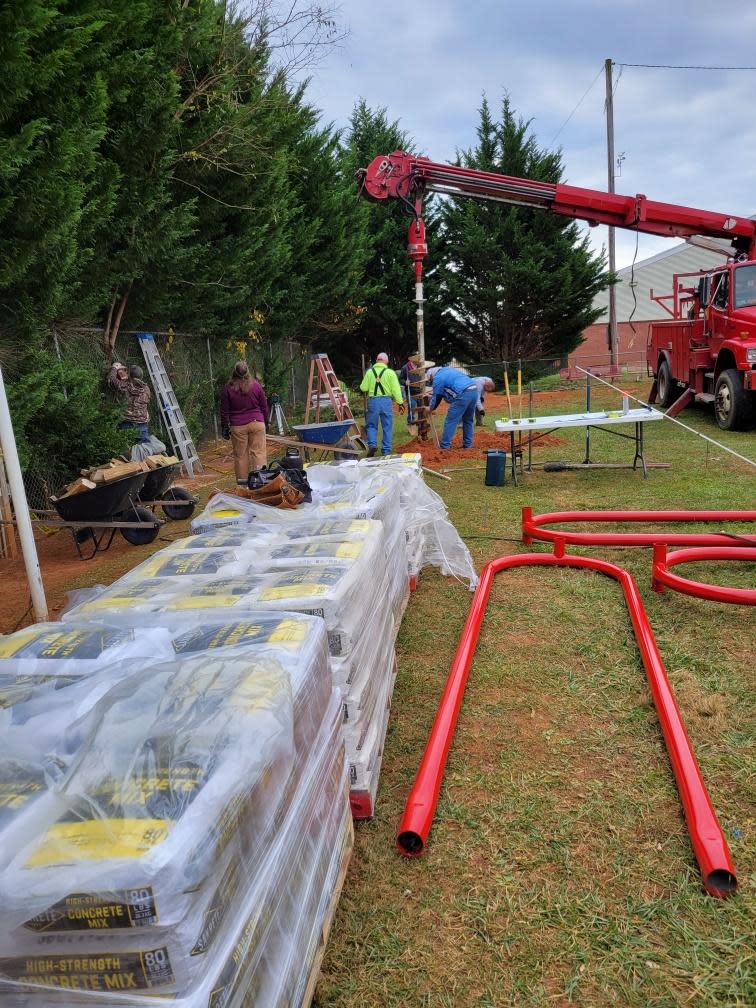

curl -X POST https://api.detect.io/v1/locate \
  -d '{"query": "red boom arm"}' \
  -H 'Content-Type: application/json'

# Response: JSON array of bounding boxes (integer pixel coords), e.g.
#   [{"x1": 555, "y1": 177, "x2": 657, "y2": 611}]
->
[{"x1": 357, "y1": 151, "x2": 756, "y2": 257}]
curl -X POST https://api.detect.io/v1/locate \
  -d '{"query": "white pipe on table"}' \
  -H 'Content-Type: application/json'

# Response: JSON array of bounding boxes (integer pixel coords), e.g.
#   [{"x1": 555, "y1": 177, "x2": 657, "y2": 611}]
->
[{"x1": 0, "y1": 366, "x2": 48, "y2": 622}]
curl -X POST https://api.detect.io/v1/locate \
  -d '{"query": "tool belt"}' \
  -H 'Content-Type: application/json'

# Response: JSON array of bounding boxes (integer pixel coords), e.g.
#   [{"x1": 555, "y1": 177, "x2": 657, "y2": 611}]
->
[{"x1": 237, "y1": 464, "x2": 310, "y2": 508}]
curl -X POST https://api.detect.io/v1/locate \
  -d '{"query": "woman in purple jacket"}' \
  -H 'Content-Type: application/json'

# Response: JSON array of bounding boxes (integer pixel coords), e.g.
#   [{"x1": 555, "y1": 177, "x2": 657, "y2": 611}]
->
[{"x1": 220, "y1": 361, "x2": 269, "y2": 485}]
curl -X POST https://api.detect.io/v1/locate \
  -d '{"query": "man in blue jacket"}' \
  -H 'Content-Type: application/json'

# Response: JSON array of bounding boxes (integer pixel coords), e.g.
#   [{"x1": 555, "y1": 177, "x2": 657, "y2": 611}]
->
[{"x1": 428, "y1": 367, "x2": 480, "y2": 449}]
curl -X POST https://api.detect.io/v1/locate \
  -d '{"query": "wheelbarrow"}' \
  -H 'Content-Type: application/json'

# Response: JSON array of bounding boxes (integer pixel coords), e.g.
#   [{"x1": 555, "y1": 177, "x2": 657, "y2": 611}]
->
[
  {"x1": 291, "y1": 420, "x2": 366, "y2": 460},
  {"x1": 48, "y1": 470, "x2": 163, "y2": 558},
  {"x1": 138, "y1": 463, "x2": 197, "y2": 521}
]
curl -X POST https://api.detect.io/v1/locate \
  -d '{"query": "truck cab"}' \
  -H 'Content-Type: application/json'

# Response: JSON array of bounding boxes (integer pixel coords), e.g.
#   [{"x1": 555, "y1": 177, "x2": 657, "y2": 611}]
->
[{"x1": 648, "y1": 262, "x2": 756, "y2": 430}]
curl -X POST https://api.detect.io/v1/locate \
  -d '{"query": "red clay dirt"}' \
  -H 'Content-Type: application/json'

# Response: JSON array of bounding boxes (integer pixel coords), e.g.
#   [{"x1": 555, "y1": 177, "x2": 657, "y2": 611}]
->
[{"x1": 395, "y1": 392, "x2": 566, "y2": 466}]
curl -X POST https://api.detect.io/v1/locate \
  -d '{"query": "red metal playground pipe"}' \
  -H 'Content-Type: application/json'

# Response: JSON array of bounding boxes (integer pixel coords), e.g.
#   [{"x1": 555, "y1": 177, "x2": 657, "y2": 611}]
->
[
  {"x1": 396, "y1": 552, "x2": 738, "y2": 898},
  {"x1": 652, "y1": 545, "x2": 756, "y2": 606},
  {"x1": 522, "y1": 507, "x2": 756, "y2": 548}
]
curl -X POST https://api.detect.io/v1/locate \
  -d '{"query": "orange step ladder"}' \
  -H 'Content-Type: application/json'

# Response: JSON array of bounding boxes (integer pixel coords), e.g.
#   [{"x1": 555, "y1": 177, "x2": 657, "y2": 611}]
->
[{"x1": 305, "y1": 354, "x2": 357, "y2": 426}]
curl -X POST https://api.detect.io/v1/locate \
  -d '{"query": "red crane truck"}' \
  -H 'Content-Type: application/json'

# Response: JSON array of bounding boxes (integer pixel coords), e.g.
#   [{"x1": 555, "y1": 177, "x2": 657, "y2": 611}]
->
[{"x1": 357, "y1": 151, "x2": 756, "y2": 430}]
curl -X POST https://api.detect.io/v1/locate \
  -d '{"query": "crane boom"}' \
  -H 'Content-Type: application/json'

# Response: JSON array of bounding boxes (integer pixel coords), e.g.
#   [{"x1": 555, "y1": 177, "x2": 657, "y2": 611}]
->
[{"x1": 357, "y1": 151, "x2": 756, "y2": 256}]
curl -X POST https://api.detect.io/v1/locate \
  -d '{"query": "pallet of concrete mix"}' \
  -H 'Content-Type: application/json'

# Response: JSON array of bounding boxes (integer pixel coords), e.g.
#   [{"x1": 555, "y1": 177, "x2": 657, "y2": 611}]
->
[
  {"x1": 347, "y1": 655, "x2": 396, "y2": 820},
  {"x1": 161, "y1": 567, "x2": 382, "y2": 658},
  {"x1": 252, "y1": 780, "x2": 351, "y2": 1008},
  {"x1": 0, "y1": 651, "x2": 294, "y2": 937},
  {"x1": 0, "y1": 694, "x2": 344, "y2": 1003},
  {"x1": 331, "y1": 604, "x2": 395, "y2": 725},
  {"x1": 1, "y1": 617, "x2": 333, "y2": 942},
  {"x1": 0, "y1": 710, "x2": 348, "y2": 1006}
]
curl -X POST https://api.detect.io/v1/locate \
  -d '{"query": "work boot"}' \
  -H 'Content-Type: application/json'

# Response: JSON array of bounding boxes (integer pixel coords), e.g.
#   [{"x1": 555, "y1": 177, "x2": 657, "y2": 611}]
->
[{"x1": 366, "y1": 446, "x2": 376, "y2": 458}]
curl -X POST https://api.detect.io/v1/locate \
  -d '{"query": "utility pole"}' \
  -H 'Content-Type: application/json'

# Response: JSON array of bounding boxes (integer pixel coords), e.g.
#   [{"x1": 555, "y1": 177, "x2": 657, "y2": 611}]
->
[{"x1": 605, "y1": 58, "x2": 619, "y2": 368}]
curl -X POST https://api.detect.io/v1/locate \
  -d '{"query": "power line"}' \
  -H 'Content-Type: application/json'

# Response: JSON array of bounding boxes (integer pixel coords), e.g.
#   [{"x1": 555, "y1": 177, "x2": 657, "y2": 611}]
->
[
  {"x1": 547, "y1": 64, "x2": 604, "y2": 147},
  {"x1": 618, "y1": 63, "x2": 756, "y2": 71}
]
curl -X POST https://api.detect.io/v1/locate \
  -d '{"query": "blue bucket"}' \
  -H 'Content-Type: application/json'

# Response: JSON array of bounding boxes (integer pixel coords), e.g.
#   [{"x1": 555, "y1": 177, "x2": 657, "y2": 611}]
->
[{"x1": 485, "y1": 450, "x2": 506, "y2": 486}]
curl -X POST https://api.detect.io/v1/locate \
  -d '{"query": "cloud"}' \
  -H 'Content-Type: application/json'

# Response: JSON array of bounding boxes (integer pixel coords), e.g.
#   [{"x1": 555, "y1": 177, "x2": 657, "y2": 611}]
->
[{"x1": 297, "y1": 0, "x2": 756, "y2": 267}]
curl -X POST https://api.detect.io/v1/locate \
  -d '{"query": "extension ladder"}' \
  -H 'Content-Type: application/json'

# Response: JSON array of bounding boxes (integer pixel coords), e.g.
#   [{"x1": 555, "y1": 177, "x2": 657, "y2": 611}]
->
[
  {"x1": 304, "y1": 354, "x2": 356, "y2": 425},
  {"x1": 137, "y1": 333, "x2": 203, "y2": 477}
]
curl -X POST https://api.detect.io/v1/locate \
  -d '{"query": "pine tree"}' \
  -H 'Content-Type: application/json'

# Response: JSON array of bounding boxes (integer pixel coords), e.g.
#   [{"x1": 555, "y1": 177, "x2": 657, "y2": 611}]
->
[
  {"x1": 0, "y1": 0, "x2": 115, "y2": 339},
  {"x1": 436, "y1": 96, "x2": 610, "y2": 362},
  {"x1": 338, "y1": 101, "x2": 451, "y2": 374}
]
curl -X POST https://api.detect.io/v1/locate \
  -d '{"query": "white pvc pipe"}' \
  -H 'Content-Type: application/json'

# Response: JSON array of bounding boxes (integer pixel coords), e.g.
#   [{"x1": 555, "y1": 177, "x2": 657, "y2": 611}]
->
[{"x1": 0, "y1": 367, "x2": 48, "y2": 622}]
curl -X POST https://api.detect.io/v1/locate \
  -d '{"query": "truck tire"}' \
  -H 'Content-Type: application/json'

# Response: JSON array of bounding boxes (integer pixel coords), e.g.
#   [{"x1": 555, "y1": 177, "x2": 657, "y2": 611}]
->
[
  {"x1": 714, "y1": 369, "x2": 754, "y2": 431},
  {"x1": 657, "y1": 358, "x2": 680, "y2": 408}
]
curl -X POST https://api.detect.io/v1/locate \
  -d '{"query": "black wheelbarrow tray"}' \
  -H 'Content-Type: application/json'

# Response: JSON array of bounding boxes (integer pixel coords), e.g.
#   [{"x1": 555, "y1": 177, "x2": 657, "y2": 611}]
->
[
  {"x1": 138, "y1": 463, "x2": 197, "y2": 521},
  {"x1": 47, "y1": 470, "x2": 164, "y2": 559}
]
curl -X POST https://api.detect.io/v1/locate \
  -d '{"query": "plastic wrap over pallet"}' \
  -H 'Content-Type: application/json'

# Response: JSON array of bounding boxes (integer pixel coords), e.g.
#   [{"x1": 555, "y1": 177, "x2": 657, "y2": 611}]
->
[
  {"x1": 308, "y1": 461, "x2": 477, "y2": 589},
  {"x1": 161, "y1": 524, "x2": 282, "y2": 552},
  {"x1": 188, "y1": 492, "x2": 261, "y2": 532},
  {"x1": 345, "y1": 650, "x2": 397, "y2": 820},
  {"x1": 191, "y1": 491, "x2": 319, "y2": 532},
  {"x1": 61, "y1": 579, "x2": 188, "y2": 622},
  {"x1": 159, "y1": 566, "x2": 380, "y2": 658},
  {"x1": 0, "y1": 652, "x2": 294, "y2": 935},
  {"x1": 0, "y1": 698, "x2": 347, "y2": 1005}
]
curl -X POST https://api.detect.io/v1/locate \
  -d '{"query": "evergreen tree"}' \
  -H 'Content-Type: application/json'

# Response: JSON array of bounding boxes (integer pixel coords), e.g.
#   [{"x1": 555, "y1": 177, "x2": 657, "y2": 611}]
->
[
  {"x1": 435, "y1": 96, "x2": 610, "y2": 362},
  {"x1": 339, "y1": 101, "x2": 451, "y2": 374},
  {"x1": 0, "y1": 0, "x2": 115, "y2": 340}
]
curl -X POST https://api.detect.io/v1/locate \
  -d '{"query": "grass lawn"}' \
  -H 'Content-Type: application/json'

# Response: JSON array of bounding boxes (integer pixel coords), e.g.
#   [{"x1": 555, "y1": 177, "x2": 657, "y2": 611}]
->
[{"x1": 317, "y1": 381, "x2": 755, "y2": 1007}]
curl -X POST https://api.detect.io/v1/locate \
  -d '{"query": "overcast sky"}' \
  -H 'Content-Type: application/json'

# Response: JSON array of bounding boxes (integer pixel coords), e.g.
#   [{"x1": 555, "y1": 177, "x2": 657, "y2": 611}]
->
[{"x1": 295, "y1": 0, "x2": 756, "y2": 270}]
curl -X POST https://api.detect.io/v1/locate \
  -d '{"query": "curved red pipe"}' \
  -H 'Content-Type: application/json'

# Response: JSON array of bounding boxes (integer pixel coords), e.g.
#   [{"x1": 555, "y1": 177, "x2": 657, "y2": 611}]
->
[
  {"x1": 396, "y1": 552, "x2": 737, "y2": 897},
  {"x1": 652, "y1": 545, "x2": 756, "y2": 605},
  {"x1": 522, "y1": 507, "x2": 756, "y2": 548}
]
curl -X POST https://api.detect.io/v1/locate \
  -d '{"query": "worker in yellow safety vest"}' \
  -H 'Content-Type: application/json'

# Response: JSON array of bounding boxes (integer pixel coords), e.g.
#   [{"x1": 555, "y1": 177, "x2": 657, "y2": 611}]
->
[{"x1": 359, "y1": 352, "x2": 405, "y2": 456}]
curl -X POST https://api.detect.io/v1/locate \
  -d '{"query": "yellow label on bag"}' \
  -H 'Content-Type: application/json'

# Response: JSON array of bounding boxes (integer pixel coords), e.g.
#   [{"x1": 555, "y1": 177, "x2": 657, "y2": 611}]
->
[
  {"x1": 335, "y1": 543, "x2": 362, "y2": 559},
  {"x1": 268, "y1": 618, "x2": 308, "y2": 643},
  {"x1": 27, "y1": 819, "x2": 172, "y2": 867},
  {"x1": 211, "y1": 508, "x2": 241, "y2": 517},
  {"x1": 260, "y1": 584, "x2": 326, "y2": 600},
  {"x1": 168, "y1": 595, "x2": 238, "y2": 610},
  {"x1": 0, "y1": 630, "x2": 39, "y2": 658}
]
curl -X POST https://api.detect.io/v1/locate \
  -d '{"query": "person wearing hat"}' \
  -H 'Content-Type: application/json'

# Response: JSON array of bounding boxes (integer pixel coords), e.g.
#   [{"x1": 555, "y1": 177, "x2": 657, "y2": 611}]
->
[
  {"x1": 107, "y1": 362, "x2": 152, "y2": 443},
  {"x1": 428, "y1": 366, "x2": 480, "y2": 450},
  {"x1": 220, "y1": 360, "x2": 269, "y2": 486},
  {"x1": 359, "y1": 352, "x2": 405, "y2": 456}
]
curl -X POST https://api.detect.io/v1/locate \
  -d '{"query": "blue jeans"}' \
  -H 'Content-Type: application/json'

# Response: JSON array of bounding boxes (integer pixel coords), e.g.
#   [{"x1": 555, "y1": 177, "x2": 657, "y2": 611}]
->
[
  {"x1": 365, "y1": 396, "x2": 394, "y2": 454},
  {"x1": 441, "y1": 386, "x2": 478, "y2": 449},
  {"x1": 119, "y1": 420, "x2": 150, "y2": 444}
]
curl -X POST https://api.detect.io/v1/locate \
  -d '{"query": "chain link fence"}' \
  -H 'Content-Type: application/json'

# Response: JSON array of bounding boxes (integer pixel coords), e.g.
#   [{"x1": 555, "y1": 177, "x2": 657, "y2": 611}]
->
[{"x1": 22, "y1": 329, "x2": 310, "y2": 509}]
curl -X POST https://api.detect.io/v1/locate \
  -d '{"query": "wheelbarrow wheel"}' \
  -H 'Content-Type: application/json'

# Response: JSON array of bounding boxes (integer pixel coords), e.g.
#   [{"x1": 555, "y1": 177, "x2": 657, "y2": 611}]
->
[
  {"x1": 120, "y1": 505, "x2": 160, "y2": 546},
  {"x1": 161, "y1": 486, "x2": 196, "y2": 521}
]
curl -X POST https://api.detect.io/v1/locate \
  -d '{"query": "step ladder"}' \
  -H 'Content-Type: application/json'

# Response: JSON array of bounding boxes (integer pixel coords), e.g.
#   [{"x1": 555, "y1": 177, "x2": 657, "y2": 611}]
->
[
  {"x1": 305, "y1": 353, "x2": 357, "y2": 427},
  {"x1": 137, "y1": 333, "x2": 203, "y2": 477}
]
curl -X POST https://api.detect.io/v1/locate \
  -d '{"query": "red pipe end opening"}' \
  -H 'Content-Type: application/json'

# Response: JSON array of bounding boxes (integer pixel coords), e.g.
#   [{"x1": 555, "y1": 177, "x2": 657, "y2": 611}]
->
[
  {"x1": 397, "y1": 831, "x2": 424, "y2": 857},
  {"x1": 705, "y1": 869, "x2": 738, "y2": 898}
]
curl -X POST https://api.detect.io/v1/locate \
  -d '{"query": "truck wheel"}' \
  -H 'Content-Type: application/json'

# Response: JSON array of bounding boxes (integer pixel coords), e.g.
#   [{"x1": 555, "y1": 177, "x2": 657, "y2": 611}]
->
[
  {"x1": 657, "y1": 359, "x2": 680, "y2": 407},
  {"x1": 714, "y1": 369, "x2": 754, "y2": 431}
]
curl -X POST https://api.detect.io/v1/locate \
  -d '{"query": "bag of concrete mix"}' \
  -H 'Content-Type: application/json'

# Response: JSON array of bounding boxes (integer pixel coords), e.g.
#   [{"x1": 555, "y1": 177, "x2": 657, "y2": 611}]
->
[
  {"x1": 115, "y1": 548, "x2": 254, "y2": 584},
  {"x1": 162, "y1": 567, "x2": 381, "y2": 658},
  {"x1": 0, "y1": 695, "x2": 346, "y2": 1005},
  {"x1": 62, "y1": 578, "x2": 188, "y2": 622},
  {"x1": 0, "y1": 651, "x2": 294, "y2": 935},
  {"x1": 159, "y1": 524, "x2": 282, "y2": 553}
]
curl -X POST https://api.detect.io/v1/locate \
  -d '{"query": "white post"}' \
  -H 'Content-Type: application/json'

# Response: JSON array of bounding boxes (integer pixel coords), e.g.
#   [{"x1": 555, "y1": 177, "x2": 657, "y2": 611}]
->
[{"x1": 0, "y1": 367, "x2": 48, "y2": 622}]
